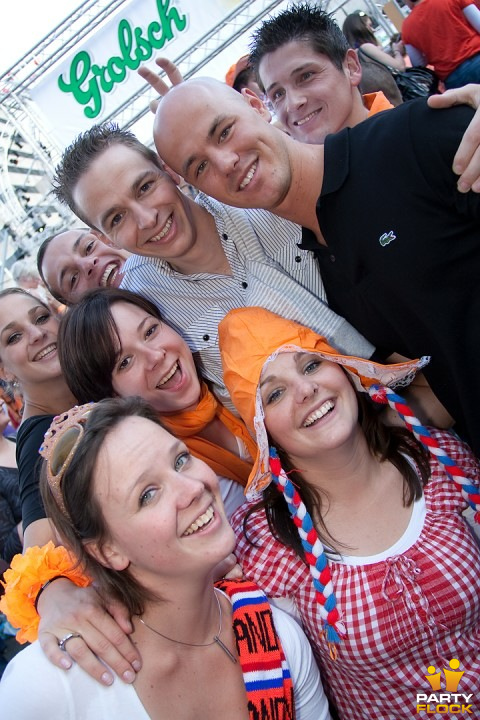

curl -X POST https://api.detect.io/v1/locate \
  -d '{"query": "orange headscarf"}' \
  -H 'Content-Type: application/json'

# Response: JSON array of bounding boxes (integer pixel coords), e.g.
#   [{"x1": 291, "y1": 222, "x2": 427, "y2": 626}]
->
[
  {"x1": 160, "y1": 382, "x2": 257, "y2": 487},
  {"x1": 219, "y1": 307, "x2": 427, "y2": 498}
]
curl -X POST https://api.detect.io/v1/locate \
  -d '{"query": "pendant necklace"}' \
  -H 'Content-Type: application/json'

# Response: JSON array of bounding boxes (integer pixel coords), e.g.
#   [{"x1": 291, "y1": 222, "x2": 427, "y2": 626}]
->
[{"x1": 138, "y1": 588, "x2": 237, "y2": 664}]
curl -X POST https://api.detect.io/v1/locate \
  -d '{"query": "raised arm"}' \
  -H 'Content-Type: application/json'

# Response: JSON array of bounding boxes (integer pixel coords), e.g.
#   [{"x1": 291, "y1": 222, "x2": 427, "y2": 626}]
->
[
  {"x1": 463, "y1": 3, "x2": 480, "y2": 32},
  {"x1": 428, "y1": 84, "x2": 480, "y2": 192},
  {"x1": 404, "y1": 44, "x2": 427, "y2": 67},
  {"x1": 360, "y1": 41, "x2": 407, "y2": 71}
]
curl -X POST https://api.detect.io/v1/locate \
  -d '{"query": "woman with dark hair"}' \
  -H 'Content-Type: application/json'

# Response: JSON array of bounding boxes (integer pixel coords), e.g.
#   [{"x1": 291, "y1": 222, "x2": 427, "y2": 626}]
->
[
  {"x1": 342, "y1": 12, "x2": 406, "y2": 71},
  {"x1": 0, "y1": 398, "x2": 329, "y2": 719},
  {"x1": 219, "y1": 307, "x2": 480, "y2": 720},
  {"x1": 58, "y1": 287, "x2": 255, "y2": 511},
  {"x1": 0, "y1": 288, "x2": 145, "y2": 685},
  {"x1": 8, "y1": 286, "x2": 255, "y2": 686},
  {"x1": 0, "y1": 288, "x2": 76, "y2": 549}
]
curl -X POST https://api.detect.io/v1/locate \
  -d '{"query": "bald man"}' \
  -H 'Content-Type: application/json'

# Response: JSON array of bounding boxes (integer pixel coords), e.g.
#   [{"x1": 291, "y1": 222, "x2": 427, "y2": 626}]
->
[
  {"x1": 152, "y1": 77, "x2": 480, "y2": 454},
  {"x1": 53, "y1": 123, "x2": 377, "y2": 410}
]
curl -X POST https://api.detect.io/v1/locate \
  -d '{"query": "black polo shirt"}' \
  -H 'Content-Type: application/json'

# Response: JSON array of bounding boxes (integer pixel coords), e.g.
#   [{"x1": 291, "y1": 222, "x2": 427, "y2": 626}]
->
[{"x1": 300, "y1": 99, "x2": 480, "y2": 451}]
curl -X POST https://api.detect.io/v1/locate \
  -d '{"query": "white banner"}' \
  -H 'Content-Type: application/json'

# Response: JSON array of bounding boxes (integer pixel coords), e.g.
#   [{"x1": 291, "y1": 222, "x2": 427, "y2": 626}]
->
[{"x1": 30, "y1": 0, "x2": 241, "y2": 147}]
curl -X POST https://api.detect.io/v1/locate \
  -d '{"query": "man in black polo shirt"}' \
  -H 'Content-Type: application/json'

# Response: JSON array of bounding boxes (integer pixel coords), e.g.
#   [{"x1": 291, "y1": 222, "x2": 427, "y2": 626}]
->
[{"x1": 154, "y1": 78, "x2": 480, "y2": 455}]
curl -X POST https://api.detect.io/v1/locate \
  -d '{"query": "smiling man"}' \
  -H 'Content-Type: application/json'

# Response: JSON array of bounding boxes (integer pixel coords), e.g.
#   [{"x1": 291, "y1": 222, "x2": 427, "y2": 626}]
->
[
  {"x1": 152, "y1": 76, "x2": 480, "y2": 455},
  {"x1": 248, "y1": 3, "x2": 393, "y2": 146},
  {"x1": 52, "y1": 123, "x2": 373, "y2": 408},
  {"x1": 38, "y1": 228, "x2": 129, "y2": 305}
]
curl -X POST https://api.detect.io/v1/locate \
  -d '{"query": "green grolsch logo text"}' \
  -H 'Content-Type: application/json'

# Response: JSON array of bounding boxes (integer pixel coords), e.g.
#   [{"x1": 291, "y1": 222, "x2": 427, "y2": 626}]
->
[{"x1": 58, "y1": 0, "x2": 187, "y2": 118}]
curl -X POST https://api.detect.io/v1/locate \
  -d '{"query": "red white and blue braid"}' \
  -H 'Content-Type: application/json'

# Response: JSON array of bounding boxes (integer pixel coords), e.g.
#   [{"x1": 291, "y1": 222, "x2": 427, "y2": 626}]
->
[
  {"x1": 369, "y1": 384, "x2": 480, "y2": 523},
  {"x1": 268, "y1": 448, "x2": 346, "y2": 654}
]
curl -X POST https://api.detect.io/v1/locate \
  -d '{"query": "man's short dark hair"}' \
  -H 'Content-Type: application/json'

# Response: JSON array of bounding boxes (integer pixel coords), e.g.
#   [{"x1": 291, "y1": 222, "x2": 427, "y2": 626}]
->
[
  {"x1": 249, "y1": 2, "x2": 349, "y2": 89},
  {"x1": 36, "y1": 233, "x2": 66, "y2": 303},
  {"x1": 36, "y1": 235, "x2": 54, "y2": 286},
  {"x1": 233, "y1": 67, "x2": 256, "y2": 93},
  {"x1": 53, "y1": 123, "x2": 162, "y2": 226}
]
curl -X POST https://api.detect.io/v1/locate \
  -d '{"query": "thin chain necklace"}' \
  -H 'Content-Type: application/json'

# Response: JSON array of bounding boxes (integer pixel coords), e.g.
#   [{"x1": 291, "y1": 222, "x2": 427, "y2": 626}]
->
[{"x1": 138, "y1": 589, "x2": 237, "y2": 664}]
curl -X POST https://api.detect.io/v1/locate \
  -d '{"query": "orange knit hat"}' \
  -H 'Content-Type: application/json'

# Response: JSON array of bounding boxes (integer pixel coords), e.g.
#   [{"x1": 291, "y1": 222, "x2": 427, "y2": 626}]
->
[{"x1": 225, "y1": 54, "x2": 251, "y2": 87}]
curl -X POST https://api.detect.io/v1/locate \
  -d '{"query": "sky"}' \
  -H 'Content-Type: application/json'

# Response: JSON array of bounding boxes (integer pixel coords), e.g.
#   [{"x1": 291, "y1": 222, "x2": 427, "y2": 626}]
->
[
  {"x1": 0, "y1": 0, "x2": 291, "y2": 77},
  {"x1": 0, "y1": 0, "x2": 81, "y2": 75}
]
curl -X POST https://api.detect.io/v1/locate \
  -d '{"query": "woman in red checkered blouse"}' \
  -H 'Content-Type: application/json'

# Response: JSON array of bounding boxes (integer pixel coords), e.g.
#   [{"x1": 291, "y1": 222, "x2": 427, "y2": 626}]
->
[{"x1": 220, "y1": 307, "x2": 480, "y2": 720}]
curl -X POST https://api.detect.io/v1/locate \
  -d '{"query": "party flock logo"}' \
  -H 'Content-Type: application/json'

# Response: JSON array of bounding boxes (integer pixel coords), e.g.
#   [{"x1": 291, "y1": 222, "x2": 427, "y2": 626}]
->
[{"x1": 416, "y1": 658, "x2": 475, "y2": 715}]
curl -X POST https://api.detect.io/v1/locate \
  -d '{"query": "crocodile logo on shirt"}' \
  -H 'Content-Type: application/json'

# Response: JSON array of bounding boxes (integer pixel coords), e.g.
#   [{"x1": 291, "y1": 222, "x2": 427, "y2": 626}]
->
[{"x1": 379, "y1": 231, "x2": 396, "y2": 247}]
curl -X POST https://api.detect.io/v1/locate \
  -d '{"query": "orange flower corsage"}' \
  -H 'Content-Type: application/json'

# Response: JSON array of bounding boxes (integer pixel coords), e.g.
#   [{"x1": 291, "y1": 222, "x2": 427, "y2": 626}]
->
[{"x1": 0, "y1": 542, "x2": 91, "y2": 643}]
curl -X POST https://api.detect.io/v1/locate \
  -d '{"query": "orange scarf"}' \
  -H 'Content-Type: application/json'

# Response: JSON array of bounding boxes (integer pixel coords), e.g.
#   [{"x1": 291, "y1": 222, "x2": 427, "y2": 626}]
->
[{"x1": 160, "y1": 383, "x2": 256, "y2": 486}]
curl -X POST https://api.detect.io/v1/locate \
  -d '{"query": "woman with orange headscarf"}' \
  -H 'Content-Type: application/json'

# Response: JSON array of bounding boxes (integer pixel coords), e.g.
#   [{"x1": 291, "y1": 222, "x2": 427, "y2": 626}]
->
[{"x1": 219, "y1": 306, "x2": 480, "y2": 720}]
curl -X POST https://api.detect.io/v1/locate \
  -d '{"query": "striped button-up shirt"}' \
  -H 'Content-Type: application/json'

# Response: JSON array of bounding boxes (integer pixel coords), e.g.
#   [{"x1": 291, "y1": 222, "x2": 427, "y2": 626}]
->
[{"x1": 121, "y1": 193, "x2": 373, "y2": 409}]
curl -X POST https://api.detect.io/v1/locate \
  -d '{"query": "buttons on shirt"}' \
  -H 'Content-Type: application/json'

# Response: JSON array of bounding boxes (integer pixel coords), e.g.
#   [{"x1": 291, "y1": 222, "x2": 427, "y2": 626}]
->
[
  {"x1": 295, "y1": 255, "x2": 302, "y2": 263},
  {"x1": 329, "y1": 254, "x2": 336, "y2": 263},
  {"x1": 222, "y1": 233, "x2": 228, "y2": 241},
  {"x1": 203, "y1": 334, "x2": 210, "y2": 342},
  {"x1": 241, "y1": 281, "x2": 248, "y2": 289}
]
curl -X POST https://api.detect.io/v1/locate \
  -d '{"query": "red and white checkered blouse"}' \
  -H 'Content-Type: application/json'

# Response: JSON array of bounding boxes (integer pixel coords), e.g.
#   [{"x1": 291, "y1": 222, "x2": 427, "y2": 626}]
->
[{"x1": 232, "y1": 430, "x2": 480, "y2": 719}]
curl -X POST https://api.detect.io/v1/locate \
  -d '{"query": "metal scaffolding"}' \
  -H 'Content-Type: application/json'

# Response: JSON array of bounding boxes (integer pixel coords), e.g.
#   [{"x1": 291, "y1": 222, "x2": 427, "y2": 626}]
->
[
  {"x1": 0, "y1": 0, "x2": 286, "y2": 283},
  {"x1": 0, "y1": 0, "x2": 400, "y2": 285}
]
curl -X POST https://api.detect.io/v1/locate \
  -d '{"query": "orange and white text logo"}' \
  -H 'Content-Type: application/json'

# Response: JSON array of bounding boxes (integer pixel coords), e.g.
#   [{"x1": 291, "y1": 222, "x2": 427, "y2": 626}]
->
[{"x1": 416, "y1": 659, "x2": 474, "y2": 715}]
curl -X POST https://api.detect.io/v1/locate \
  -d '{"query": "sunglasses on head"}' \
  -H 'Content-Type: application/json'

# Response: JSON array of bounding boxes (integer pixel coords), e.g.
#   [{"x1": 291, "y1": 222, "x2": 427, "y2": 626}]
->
[{"x1": 40, "y1": 404, "x2": 93, "y2": 515}]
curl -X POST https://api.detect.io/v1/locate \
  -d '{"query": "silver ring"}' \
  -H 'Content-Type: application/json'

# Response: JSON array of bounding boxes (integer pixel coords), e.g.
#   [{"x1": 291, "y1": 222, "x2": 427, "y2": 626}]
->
[{"x1": 58, "y1": 632, "x2": 83, "y2": 651}]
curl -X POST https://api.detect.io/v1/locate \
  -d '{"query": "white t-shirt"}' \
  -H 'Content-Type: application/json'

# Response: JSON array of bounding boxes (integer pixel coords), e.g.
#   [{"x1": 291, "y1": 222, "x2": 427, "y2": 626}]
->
[
  {"x1": 0, "y1": 604, "x2": 330, "y2": 720},
  {"x1": 218, "y1": 437, "x2": 251, "y2": 518},
  {"x1": 218, "y1": 476, "x2": 246, "y2": 519}
]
